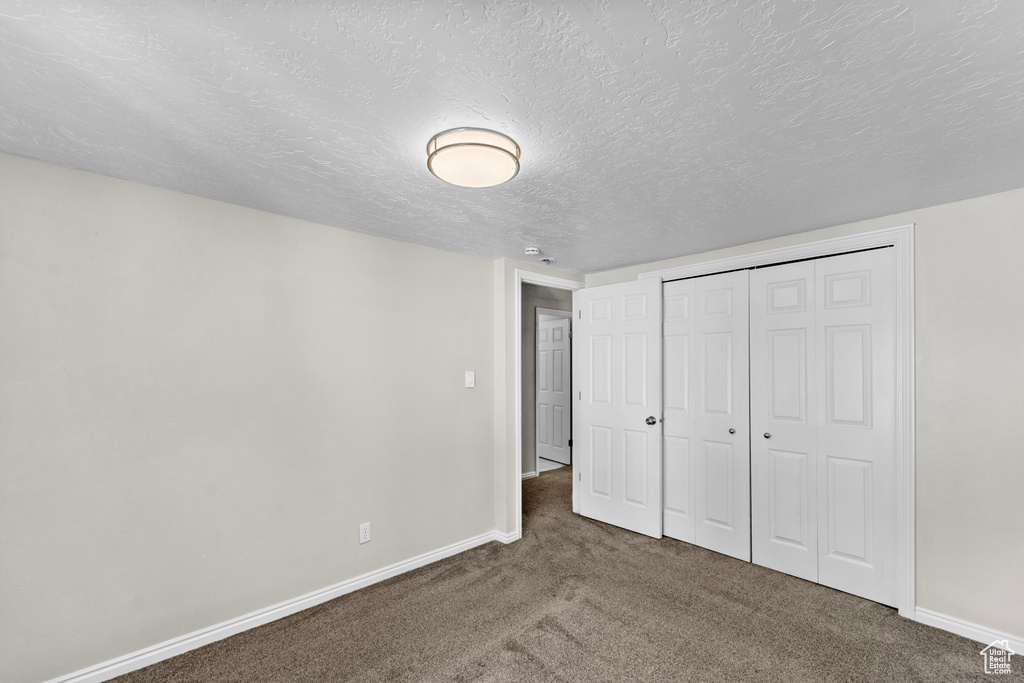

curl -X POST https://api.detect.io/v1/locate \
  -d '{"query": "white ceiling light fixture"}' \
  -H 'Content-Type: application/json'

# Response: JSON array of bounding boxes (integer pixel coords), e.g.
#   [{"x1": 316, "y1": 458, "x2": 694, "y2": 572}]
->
[{"x1": 426, "y1": 128, "x2": 520, "y2": 188}]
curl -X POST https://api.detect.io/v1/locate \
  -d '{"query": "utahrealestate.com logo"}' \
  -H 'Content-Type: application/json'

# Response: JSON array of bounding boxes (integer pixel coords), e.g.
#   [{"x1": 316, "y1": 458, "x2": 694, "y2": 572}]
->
[{"x1": 980, "y1": 640, "x2": 1015, "y2": 675}]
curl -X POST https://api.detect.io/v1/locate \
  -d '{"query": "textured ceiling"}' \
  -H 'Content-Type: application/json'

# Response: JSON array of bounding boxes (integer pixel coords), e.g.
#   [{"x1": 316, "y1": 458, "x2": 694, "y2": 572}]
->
[{"x1": 2, "y1": 1, "x2": 1024, "y2": 274}]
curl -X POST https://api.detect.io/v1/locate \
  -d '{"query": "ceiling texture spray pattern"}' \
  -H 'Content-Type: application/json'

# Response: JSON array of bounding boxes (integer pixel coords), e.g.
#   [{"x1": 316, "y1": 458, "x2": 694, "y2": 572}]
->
[{"x1": 2, "y1": 1, "x2": 1023, "y2": 273}]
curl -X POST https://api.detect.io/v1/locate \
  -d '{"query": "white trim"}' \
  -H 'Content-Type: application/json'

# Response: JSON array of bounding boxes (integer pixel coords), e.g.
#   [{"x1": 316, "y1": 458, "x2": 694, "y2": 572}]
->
[
  {"x1": 513, "y1": 269, "x2": 585, "y2": 543},
  {"x1": 640, "y1": 225, "x2": 913, "y2": 281},
  {"x1": 639, "y1": 224, "x2": 916, "y2": 619},
  {"x1": 915, "y1": 607, "x2": 1024, "y2": 653},
  {"x1": 536, "y1": 306, "x2": 572, "y2": 320},
  {"x1": 522, "y1": 470, "x2": 538, "y2": 479},
  {"x1": 46, "y1": 531, "x2": 506, "y2": 683},
  {"x1": 492, "y1": 530, "x2": 519, "y2": 545},
  {"x1": 519, "y1": 271, "x2": 585, "y2": 290},
  {"x1": 891, "y1": 226, "x2": 916, "y2": 621}
]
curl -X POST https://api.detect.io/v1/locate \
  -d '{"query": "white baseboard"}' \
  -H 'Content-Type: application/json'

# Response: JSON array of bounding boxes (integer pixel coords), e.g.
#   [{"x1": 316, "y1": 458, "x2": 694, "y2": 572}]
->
[
  {"x1": 493, "y1": 530, "x2": 519, "y2": 544},
  {"x1": 522, "y1": 470, "x2": 537, "y2": 479},
  {"x1": 48, "y1": 530, "x2": 507, "y2": 683},
  {"x1": 915, "y1": 607, "x2": 1024, "y2": 652}
]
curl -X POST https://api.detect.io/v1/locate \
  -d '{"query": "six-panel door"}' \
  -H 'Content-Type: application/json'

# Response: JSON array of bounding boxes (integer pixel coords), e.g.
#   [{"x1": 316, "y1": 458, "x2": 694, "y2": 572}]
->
[
  {"x1": 814, "y1": 249, "x2": 896, "y2": 606},
  {"x1": 750, "y1": 261, "x2": 819, "y2": 581},
  {"x1": 750, "y1": 250, "x2": 896, "y2": 606},
  {"x1": 663, "y1": 271, "x2": 750, "y2": 561},
  {"x1": 537, "y1": 316, "x2": 572, "y2": 466},
  {"x1": 574, "y1": 277, "x2": 663, "y2": 538},
  {"x1": 662, "y1": 279, "x2": 696, "y2": 542}
]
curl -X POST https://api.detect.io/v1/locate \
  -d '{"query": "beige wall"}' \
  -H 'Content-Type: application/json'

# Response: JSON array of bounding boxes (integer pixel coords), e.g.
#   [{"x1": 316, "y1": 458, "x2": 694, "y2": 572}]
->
[
  {"x1": 521, "y1": 284, "x2": 573, "y2": 475},
  {"x1": 0, "y1": 154, "x2": 497, "y2": 683},
  {"x1": 589, "y1": 188, "x2": 1024, "y2": 640}
]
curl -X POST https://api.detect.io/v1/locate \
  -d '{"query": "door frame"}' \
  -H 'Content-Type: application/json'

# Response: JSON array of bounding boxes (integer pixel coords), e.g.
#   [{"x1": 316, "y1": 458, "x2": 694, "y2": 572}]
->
[
  {"x1": 639, "y1": 224, "x2": 916, "y2": 619},
  {"x1": 534, "y1": 307, "x2": 573, "y2": 474},
  {"x1": 514, "y1": 270, "x2": 586, "y2": 540}
]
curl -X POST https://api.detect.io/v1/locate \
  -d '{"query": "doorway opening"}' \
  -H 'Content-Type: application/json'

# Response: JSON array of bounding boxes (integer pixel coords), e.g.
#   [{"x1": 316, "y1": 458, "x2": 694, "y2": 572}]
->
[
  {"x1": 513, "y1": 271, "x2": 584, "y2": 540},
  {"x1": 521, "y1": 287, "x2": 572, "y2": 478}
]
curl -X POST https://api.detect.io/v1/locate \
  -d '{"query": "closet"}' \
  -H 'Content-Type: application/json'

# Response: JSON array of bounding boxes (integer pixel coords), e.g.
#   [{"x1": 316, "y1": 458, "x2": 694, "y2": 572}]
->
[
  {"x1": 752, "y1": 249, "x2": 895, "y2": 605},
  {"x1": 662, "y1": 247, "x2": 896, "y2": 606},
  {"x1": 575, "y1": 247, "x2": 897, "y2": 607}
]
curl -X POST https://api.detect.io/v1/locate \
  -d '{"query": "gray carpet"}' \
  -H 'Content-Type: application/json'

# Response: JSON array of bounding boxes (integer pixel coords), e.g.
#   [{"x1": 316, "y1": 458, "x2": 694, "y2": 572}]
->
[{"x1": 114, "y1": 467, "x2": 1004, "y2": 681}]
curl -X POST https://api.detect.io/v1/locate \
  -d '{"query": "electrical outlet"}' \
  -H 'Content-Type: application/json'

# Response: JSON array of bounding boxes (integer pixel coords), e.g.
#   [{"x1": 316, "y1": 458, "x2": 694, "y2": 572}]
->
[{"x1": 359, "y1": 522, "x2": 371, "y2": 544}]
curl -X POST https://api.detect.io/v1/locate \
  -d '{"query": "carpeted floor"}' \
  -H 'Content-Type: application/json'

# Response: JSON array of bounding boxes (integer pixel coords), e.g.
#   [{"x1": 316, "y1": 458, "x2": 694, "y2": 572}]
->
[{"x1": 114, "y1": 467, "x2": 1003, "y2": 682}]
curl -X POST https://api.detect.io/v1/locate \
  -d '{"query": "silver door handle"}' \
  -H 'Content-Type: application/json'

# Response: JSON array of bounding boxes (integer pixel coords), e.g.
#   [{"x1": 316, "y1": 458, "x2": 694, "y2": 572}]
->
[
  {"x1": 645, "y1": 416, "x2": 657, "y2": 426},
  {"x1": 764, "y1": 432, "x2": 772, "y2": 439},
  {"x1": 728, "y1": 428, "x2": 735, "y2": 434}
]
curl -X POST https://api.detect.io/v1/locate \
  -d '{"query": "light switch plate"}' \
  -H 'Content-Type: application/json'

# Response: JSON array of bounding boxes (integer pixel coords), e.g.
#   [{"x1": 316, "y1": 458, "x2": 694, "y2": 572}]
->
[{"x1": 465, "y1": 371, "x2": 475, "y2": 388}]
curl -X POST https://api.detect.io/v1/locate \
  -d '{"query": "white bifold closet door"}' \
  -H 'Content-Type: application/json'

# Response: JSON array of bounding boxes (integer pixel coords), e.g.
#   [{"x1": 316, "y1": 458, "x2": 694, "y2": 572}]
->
[
  {"x1": 749, "y1": 260, "x2": 818, "y2": 581},
  {"x1": 750, "y1": 248, "x2": 896, "y2": 606},
  {"x1": 662, "y1": 271, "x2": 750, "y2": 561},
  {"x1": 575, "y1": 277, "x2": 663, "y2": 538}
]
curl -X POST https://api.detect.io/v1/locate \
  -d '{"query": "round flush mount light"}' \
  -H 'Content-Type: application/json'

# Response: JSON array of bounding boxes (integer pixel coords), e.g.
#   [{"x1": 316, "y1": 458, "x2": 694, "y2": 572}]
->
[{"x1": 427, "y1": 128, "x2": 520, "y2": 188}]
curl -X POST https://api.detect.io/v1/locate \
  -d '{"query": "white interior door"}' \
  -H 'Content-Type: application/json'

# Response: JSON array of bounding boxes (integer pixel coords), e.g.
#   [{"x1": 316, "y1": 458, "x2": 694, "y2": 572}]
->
[
  {"x1": 537, "y1": 314, "x2": 572, "y2": 465},
  {"x1": 693, "y1": 271, "x2": 750, "y2": 561},
  {"x1": 662, "y1": 278, "x2": 696, "y2": 542},
  {"x1": 815, "y1": 248, "x2": 896, "y2": 606},
  {"x1": 750, "y1": 261, "x2": 818, "y2": 581},
  {"x1": 750, "y1": 249, "x2": 896, "y2": 605},
  {"x1": 574, "y1": 278, "x2": 663, "y2": 538},
  {"x1": 663, "y1": 272, "x2": 751, "y2": 559}
]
